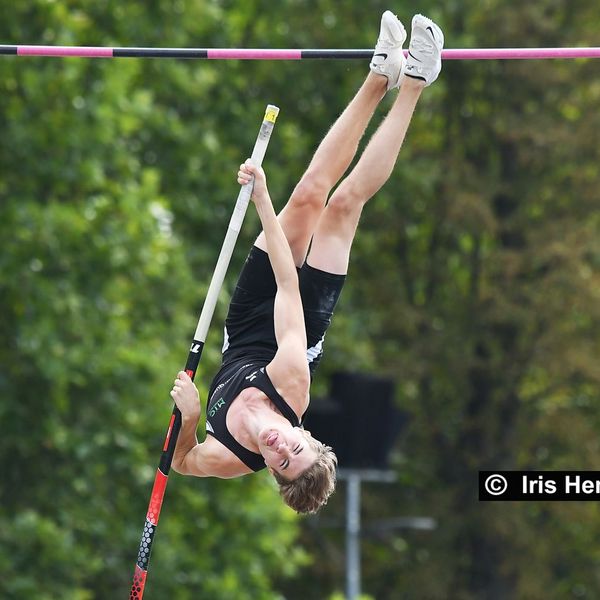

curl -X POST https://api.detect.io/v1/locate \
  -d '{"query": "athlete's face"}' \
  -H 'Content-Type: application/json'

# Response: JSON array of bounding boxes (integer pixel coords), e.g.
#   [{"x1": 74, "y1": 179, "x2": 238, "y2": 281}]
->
[{"x1": 259, "y1": 426, "x2": 318, "y2": 480}]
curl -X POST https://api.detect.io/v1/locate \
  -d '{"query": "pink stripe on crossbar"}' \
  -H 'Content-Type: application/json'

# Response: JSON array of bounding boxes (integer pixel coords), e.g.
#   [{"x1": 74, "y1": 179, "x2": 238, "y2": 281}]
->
[
  {"x1": 17, "y1": 46, "x2": 113, "y2": 57},
  {"x1": 443, "y1": 48, "x2": 600, "y2": 60},
  {"x1": 207, "y1": 48, "x2": 302, "y2": 60}
]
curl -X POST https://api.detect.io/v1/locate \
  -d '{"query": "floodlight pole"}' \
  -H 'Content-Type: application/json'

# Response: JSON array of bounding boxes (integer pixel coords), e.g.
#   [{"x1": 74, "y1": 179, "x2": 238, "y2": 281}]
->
[
  {"x1": 345, "y1": 471, "x2": 361, "y2": 600},
  {"x1": 338, "y1": 469, "x2": 397, "y2": 600}
]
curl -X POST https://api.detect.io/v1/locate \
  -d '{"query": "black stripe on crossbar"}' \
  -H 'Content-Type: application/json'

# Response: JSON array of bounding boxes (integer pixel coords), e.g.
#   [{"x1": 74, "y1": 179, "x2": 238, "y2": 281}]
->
[
  {"x1": 114, "y1": 48, "x2": 209, "y2": 58},
  {"x1": 0, "y1": 46, "x2": 18, "y2": 55},
  {"x1": 301, "y1": 49, "x2": 373, "y2": 59}
]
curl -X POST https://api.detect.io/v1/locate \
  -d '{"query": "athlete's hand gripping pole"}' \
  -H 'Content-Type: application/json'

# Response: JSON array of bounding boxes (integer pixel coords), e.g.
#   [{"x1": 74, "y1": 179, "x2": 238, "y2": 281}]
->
[{"x1": 129, "y1": 104, "x2": 280, "y2": 600}]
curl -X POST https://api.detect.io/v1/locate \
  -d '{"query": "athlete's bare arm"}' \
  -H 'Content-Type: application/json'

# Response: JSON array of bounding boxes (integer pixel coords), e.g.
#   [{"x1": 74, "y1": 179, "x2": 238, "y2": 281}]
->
[
  {"x1": 169, "y1": 371, "x2": 251, "y2": 477},
  {"x1": 238, "y1": 162, "x2": 310, "y2": 402},
  {"x1": 169, "y1": 371, "x2": 214, "y2": 477},
  {"x1": 169, "y1": 371, "x2": 202, "y2": 473}
]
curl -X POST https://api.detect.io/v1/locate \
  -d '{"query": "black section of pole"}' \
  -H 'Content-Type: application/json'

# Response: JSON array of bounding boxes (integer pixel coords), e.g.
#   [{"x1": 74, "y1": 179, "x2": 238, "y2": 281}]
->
[
  {"x1": 0, "y1": 46, "x2": 17, "y2": 55},
  {"x1": 158, "y1": 409, "x2": 181, "y2": 475},
  {"x1": 184, "y1": 340, "x2": 204, "y2": 379},
  {"x1": 157, "y1": 341, "x2": 204, "y2": 475}
]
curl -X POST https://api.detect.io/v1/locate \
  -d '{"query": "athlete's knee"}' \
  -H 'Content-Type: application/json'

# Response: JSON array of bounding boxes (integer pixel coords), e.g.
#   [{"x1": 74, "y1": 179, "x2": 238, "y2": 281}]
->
[
  {"x1": 289, "y1": 172, "x2": 329, "y2": 211},
  {"x1": 326, "y1": 184, "x2": 364, "y2": 219}
]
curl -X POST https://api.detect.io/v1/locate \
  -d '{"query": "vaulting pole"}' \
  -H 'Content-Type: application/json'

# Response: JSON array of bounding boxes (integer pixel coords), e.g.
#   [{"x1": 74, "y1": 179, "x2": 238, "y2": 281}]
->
[
  {"x1": 129, "y1": 104, "x2": 279, "y2": 600},
  {"x1": 1, "y1": 45, "x2": 600, "y2": 60}
]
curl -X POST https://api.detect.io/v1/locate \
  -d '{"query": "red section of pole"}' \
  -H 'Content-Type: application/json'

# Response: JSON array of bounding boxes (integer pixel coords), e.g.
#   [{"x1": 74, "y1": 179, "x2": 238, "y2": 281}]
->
[
  {"x1": 129, "y1": 565, "x2": 147, "y2": 600},
  {"x1": 146, "y1": 469, "x2": 168, "y2": 526},
  {"x1": 129, "y1": 468, "x2": 168, "y2": 599}
]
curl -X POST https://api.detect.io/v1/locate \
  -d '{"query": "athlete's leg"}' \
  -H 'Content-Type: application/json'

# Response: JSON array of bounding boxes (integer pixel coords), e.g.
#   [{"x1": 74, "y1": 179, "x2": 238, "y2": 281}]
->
[
  {"x1": 306, "y1": 78, "x2": 424, "y2": 274},
  {"x1": 255, "y1": 12, "x2": 406, "y2": 266},
  {"x1": 307, "y1": 15, "x2": 444, "y2": 274},
  {"x1": 254, "y1": 73, "x2": 387, "y2": 266}
]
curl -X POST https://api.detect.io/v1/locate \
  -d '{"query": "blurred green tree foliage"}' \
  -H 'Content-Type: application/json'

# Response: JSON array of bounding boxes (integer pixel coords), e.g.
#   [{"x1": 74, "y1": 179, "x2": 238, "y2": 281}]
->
[{"x1": 0, "y1": 2, "x2": 308, "y2": 598}]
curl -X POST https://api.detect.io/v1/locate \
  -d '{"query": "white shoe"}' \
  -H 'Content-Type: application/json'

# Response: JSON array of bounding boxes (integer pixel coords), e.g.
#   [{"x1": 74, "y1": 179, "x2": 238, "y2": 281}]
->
[
  {"x1": 370, "y1": 10, "x2": 407, "y2": 90},
  {"x1": 404, "y1": 14, "x2": 444, "y2": 86}
]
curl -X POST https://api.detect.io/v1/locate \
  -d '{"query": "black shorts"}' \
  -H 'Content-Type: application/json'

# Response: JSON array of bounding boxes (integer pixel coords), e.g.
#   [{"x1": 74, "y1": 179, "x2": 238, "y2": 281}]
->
[{"x1": 221, "y1": 246, "x2": 345, "y2": 375}]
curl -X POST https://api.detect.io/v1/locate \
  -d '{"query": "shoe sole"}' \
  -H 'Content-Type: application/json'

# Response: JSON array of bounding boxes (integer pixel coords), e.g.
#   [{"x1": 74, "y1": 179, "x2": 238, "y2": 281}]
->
[
  {"x1": 411, "y1": 14, "x2": 444, "y2": 49},
  {"x1": 381, "y1": 10, "x2": 407, "y2": 47}
]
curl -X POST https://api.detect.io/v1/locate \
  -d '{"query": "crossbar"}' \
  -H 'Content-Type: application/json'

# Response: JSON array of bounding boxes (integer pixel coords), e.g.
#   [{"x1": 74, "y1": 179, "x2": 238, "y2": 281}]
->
[{"x1": 1, "y1": 46, "x2": 600, "y2": 60}]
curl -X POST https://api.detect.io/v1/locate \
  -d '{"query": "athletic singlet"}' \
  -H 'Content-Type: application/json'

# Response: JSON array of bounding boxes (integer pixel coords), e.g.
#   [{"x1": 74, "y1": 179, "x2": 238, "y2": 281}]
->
[{"x1": 206, "y1": 358, "x2": 302, "y2": 472}]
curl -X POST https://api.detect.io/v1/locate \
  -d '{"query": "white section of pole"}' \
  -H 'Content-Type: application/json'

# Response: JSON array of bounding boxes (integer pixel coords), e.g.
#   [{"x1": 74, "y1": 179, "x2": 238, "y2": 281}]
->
[{"x1": 193, "y1": 105, "x2": 279, "y2": 343}]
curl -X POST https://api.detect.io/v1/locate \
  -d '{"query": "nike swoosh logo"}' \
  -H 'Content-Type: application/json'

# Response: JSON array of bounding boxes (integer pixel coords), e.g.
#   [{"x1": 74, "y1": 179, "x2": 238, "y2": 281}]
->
[
  {"x1": 408, "y1": 51, "x2": 421, "y2": 62},
  {"x1": 426, "y1": 26, "x2": 435, "y2": 39},
  {"x1": 373, "y1": 52, "x2": 388, "y2": 59}
]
